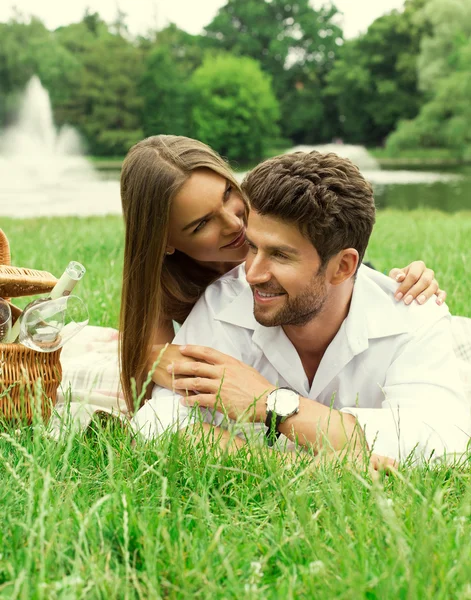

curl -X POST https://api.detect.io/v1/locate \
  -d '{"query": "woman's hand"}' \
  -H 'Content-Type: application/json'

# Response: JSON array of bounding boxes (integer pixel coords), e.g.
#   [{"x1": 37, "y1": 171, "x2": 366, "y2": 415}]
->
[
  {"x1": 147, "y1": 343, "x2": 200, "y2": 391},
  {"x1": 388, "y1": 261, "x2": 446, "y2": 306}
]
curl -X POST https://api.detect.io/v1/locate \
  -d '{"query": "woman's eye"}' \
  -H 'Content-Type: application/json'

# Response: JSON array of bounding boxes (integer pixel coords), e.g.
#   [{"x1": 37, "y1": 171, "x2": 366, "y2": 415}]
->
[
  {"x1": 193, "y1": 220, "x2": 208, "y2": 233},
  {"x1": 224, "y1": 184, "x2": 232, "y2": 200},
  {"x1": 274, "y1": 252, "x2": 287, "y2": 260}
]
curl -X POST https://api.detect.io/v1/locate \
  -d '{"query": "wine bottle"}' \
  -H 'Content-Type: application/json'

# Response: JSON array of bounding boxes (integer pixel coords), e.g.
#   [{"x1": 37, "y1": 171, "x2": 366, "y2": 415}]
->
[{"x1": 4, "y1": 261, "x2": 86, "y2": 344}]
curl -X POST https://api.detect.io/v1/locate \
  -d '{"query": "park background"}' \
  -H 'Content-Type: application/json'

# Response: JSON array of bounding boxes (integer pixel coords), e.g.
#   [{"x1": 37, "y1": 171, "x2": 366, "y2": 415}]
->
[
  {"x1": 1, "y1": 0, "x2": 471, "y2": 598},
  {"x1": 1, "y1": 0, "x2": 471, "y2": 165}
]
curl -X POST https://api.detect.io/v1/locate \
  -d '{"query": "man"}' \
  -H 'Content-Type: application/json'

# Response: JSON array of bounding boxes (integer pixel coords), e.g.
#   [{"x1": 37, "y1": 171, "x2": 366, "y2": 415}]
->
[{"x1": 132, "y1": 151, "x2": 469, "y2": 463}]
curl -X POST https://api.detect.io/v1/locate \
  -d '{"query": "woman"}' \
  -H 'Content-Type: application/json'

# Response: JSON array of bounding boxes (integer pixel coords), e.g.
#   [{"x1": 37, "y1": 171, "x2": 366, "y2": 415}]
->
[{"x1": 119, "y1": 135, "x2": 445, "y2": 414}]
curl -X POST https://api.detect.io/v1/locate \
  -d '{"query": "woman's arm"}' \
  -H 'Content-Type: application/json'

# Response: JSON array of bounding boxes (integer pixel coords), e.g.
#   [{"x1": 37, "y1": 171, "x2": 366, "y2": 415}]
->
[
  {"x1": 388, "y1": 261, "x2": 446, "y2": 305},
  {"x1": 147, "y1": 319, "x2": 199, "y2": 391}
]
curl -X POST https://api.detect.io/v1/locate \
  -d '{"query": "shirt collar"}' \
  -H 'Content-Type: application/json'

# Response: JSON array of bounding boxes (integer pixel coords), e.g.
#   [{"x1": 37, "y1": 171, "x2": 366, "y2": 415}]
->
[{"x1": 214, "y1": 264, "x2": 411, "y2": 343}]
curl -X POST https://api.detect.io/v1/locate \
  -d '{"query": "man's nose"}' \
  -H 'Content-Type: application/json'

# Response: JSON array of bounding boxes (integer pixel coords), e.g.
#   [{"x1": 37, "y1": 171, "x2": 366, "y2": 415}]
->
[{"x1": 245, "y1": 254, "x2": 270, "y2": 285}]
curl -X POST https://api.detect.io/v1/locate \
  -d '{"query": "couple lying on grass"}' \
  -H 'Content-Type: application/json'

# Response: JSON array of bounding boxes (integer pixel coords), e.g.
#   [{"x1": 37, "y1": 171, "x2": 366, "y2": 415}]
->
[{"x1": 60, "y1": 135, "x2": 471, "y2": 468}]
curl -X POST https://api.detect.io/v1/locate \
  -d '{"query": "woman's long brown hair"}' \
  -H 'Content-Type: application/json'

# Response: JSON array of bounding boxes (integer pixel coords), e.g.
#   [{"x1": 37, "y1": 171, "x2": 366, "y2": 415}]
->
[{"x1": 119, "y1": 135, "x2": 248, "y2": 413}]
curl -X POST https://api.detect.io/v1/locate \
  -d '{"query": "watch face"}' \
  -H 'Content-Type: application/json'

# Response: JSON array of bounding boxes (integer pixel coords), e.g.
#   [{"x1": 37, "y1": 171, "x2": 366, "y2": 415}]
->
[{"x1": 267, "y1": 388, "x2": 299, "y2": 417}]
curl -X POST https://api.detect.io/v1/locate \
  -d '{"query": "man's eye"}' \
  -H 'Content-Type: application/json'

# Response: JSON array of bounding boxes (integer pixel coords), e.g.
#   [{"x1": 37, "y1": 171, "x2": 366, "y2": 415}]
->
[
  {"x1": 193, "y1": 220, "x2": 208, "y2": 233},
  {"x1": 246, "y1": 241, "x2": 257, "y2": 252},
  {"x1": 274, "y1": 252, "x2": 287, "y2": 260}
]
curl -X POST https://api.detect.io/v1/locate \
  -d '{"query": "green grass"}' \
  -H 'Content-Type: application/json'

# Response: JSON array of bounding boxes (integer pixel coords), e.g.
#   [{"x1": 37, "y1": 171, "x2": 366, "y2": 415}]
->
[
  {"x1": 0, "y1": 211, "x2": 470, "y2": 598},
  {"x1": 3, "y1": 209, "x2": 470, "y2": 323}
]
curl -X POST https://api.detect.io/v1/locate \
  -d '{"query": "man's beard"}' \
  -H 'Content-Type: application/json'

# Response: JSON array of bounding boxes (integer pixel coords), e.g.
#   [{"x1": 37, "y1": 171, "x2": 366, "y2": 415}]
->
[{"x1": 252, "y1": 272, "x2": 328, "y2": 327}]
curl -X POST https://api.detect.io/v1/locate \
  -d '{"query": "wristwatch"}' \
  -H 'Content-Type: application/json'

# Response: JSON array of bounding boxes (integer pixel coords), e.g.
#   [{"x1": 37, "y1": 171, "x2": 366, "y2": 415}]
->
[{"x1": 265, "y1": 387, "x2": 300, "y2": 447}]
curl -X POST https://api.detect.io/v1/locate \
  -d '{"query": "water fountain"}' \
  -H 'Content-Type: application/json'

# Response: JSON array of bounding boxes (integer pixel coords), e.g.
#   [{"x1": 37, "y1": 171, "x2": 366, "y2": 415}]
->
[
  {"x1": 0, "y1": 77, "x2": 464, "y2": 216},
  {"x1": 0, "y1": 76, "x2": 121, "y2": 217}
]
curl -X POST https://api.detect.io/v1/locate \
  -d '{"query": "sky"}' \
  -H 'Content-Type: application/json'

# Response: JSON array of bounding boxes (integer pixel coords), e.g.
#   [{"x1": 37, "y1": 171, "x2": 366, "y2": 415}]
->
[{"x1": 1, "y1": 0, "x2": 406, "y2": 39}]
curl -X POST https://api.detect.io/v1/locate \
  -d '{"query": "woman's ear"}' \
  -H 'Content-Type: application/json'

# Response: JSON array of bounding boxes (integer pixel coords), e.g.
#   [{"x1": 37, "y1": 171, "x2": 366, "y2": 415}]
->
[{"x1": 329, "y1": 249, "x2": 359, "y2": 285}]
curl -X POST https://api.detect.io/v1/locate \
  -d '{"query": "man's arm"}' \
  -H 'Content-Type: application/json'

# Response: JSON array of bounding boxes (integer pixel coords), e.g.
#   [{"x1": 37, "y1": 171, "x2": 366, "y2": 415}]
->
[
  {"x1": 170, "y1": 346, "x2": 366, "y2": 457},
  {"x1": 169, "y1": 315, "x2": 470, "y2": 462},
  {"x1": 341, "y1": 317, "x2": 470, "y2": 462}
]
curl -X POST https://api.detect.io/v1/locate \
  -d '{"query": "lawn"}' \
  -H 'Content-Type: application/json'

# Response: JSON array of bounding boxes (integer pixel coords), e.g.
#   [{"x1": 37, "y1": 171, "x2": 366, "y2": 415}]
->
[{"x1": 0, "y1": 211, "x2": 470, "y2": 598}]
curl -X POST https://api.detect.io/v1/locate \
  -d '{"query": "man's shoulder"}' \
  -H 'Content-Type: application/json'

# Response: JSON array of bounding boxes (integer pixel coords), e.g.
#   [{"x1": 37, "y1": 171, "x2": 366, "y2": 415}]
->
[
  {"x1": 192, "y1": 264, "x2": 256, "y2": 329},
  {"x1": 201, "y1": 263, "x2": 248, "y2": 308},
  {"x1": 357, "y1": 264, "x2": 450, "y2": 338}
]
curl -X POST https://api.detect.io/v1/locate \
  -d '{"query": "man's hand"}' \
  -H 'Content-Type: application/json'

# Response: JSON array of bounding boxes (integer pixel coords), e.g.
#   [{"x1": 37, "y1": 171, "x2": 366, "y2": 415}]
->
[
  {"x1": 167, "y1": 345, "x2": 276, "y2": 422},
  {"x1": 309, "y1": 449, "x2": 397, "y2": 480}
]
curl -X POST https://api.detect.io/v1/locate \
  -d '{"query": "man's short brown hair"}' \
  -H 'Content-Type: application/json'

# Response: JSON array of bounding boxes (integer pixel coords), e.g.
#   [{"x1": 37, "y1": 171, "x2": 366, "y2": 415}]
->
[{"x1": 242, "y1": 151, "x2": 376, "y2": 269}]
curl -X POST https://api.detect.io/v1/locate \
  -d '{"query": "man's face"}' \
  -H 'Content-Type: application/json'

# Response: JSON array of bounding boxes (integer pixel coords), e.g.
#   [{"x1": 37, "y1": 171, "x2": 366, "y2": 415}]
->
[{"x1": 244, "y1": 211, "x2": 329, "y2": 327}]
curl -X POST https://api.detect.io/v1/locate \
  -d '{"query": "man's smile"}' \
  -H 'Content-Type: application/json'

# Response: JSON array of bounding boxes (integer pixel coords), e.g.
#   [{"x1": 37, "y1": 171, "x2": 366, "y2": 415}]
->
[{"x1": 253, "y1": 288, "x2": 286, "y2": 304}]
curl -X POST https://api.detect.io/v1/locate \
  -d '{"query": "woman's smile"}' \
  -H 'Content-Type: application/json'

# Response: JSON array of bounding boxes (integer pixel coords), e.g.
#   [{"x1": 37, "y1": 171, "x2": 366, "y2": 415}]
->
[{"x1": 221, "y1": 227, "x2": 246, "y2": 250}]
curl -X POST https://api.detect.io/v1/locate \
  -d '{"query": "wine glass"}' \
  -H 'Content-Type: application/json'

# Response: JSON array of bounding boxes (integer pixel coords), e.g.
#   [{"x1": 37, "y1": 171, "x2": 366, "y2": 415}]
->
[
  {"x1": 18, "y1": 295, "x2": 89, "y2": 352},
  {"x1": 0, "y1": 298, "x2": 12, "y2": 343}
]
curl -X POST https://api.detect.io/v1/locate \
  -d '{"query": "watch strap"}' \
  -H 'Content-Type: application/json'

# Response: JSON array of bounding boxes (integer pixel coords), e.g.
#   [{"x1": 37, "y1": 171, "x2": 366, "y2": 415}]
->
[{"x1": 265, "y1": 410, "x2": 283, "y2": 447}]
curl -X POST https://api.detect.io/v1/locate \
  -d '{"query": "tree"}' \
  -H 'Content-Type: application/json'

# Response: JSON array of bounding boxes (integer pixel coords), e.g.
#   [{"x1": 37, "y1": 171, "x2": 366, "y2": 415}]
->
[
  {"x1": 203, "y1": 0, "x2": 343, "y2": 144},
  {"x1": 0, "y1": 16, "x2": 80, "y2": 126},
  {"x1": 191, "y1": 54, "x2": 280, "y2": 162},
  {"x1": 139, "y1": 25, "x2": 204, "y2": 138},
  {"x1": 415, "y1": 0, "x2": 471, "y2": 93},
  {"x1": 325, "y1": 0, "x2": 428, "y2": 146},
  {"x1": 55, "y1": 13, "x2": 145, "y2": 155},
  {"x1": 386, "y1": 0, "x2": 471, "y2": 158}
]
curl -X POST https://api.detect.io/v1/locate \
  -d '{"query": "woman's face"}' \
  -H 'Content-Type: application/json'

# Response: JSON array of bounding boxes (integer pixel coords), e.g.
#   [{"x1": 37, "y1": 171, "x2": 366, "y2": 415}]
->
[{"x1": 167, "y1": 168, "x2": 248, "y2": 263}]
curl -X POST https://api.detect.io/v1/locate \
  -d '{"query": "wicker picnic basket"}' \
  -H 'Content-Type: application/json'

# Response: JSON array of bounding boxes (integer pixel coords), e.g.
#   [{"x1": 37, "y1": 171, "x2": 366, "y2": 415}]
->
[{"x1": 0, "y1": 229, "x2": 62, "y2": 422}]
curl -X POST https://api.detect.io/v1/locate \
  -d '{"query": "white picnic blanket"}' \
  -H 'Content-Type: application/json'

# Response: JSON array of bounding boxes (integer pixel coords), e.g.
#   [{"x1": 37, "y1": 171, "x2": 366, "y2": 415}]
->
[{"x1": 49, "y1": 316, "x2": 471, "y2": 437}]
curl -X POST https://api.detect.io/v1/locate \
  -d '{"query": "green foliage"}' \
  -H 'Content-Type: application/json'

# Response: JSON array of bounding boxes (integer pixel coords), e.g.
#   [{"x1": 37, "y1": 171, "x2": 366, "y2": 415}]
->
[
  {"x1": 387, "y1": 0, "x2": 471, "y2": 158},
  {"x1": 1, "y1": 0, "x2": 470, "y2": 157},
  {"x1": 55, "y1": 14, "x2": 145, "y2": 156},
  {"x1": 416, "y1": 0, "x2": 471, "y2": 93},
  {"x1": 325, "y1": 0, "x2": 427, "y2": 146},
  {"x1": 139, "y1": 25, "x2": 204, "y2": 138},
  {"x1": 0, "y1": 17, "x2": 80, "y2": 124},
  {"x1": 191, "y1": 54, "x2": 280, "y2": 162},
  {"x1": 203, "y1": 0, "x2": 343, "y2": 144}
]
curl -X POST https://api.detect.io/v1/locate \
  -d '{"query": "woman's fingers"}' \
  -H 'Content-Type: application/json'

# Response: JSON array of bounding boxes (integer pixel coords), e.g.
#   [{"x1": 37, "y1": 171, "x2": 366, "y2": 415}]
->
[
  {"x1": 167, "y1": 360, "x2": 221, "y2": 379},
  {"x1": 173, "y1": 377, "x2": 219, "y2": 394},
  {"x1": 392, "y1": 263, "x2": 438, "y2": 304},
  {"x1": 436, "y1": 288, "x2": 446, "y2": 306},
  {"x1": 393, "y1": 261, "x2": 428, "y2": 299},
  {"x1": 390, "y1": 263, "x2": 446, "y2": 305},
  {"x1": 388, "y1": 267, "x2": 406, "y2": 283},
  {"x1": 179, "y1": 344, "x2": 238, "y2": 365},
  {"x1": 402, "y1": 275, "x2": 439, "y2": 305}
]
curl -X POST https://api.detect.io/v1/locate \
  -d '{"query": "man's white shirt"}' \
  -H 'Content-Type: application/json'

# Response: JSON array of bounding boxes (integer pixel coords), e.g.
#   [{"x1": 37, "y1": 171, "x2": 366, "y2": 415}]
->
[{"x1": 133, "y1": 264, "x2": 470, "y2": 462}]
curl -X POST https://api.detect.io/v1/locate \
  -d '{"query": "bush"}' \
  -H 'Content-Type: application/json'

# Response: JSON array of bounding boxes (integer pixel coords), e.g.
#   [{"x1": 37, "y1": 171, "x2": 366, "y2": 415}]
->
[{"x1": 191, "y1": 54, "x2": 280, "y2": 163}]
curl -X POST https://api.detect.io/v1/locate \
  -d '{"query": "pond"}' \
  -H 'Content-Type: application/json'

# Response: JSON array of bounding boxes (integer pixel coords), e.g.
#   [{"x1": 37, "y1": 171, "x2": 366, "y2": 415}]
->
[
  {"x1": 374, "y1": 165, "x2": 471, "y2": 213},
  {"x1": 0, "y1": 162, "x2": 470, "y2": 218},
  {"x1": 1, "y1": 80, "x2": 469, "y2": 217}
]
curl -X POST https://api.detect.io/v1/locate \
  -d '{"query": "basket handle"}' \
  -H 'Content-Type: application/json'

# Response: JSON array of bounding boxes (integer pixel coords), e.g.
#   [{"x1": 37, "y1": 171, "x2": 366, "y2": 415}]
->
[
  {"x1": 0, "y1": 229, "x2": 10, "y2": 267},
  {"x1": 0, "y1": 229, "x2": 11, "y2": 302}
]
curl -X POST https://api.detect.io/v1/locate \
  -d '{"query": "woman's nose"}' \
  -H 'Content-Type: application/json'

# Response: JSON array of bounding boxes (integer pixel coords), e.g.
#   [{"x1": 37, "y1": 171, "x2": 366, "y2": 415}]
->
[{"x1": 222, "y1": 207, "x2": 243, "y2": 233}]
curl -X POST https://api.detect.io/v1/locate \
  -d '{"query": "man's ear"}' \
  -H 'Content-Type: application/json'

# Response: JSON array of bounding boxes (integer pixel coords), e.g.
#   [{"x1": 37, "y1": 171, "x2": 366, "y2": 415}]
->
[{"x1": 329, "y1": 249, "x2": 359, "y2": 285}]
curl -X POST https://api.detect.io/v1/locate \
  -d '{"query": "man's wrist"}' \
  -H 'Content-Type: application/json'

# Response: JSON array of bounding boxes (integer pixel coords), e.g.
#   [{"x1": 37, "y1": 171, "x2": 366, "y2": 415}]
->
[{"x1": 256, "y1": 385, "x2": 277, "y2": 421}]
